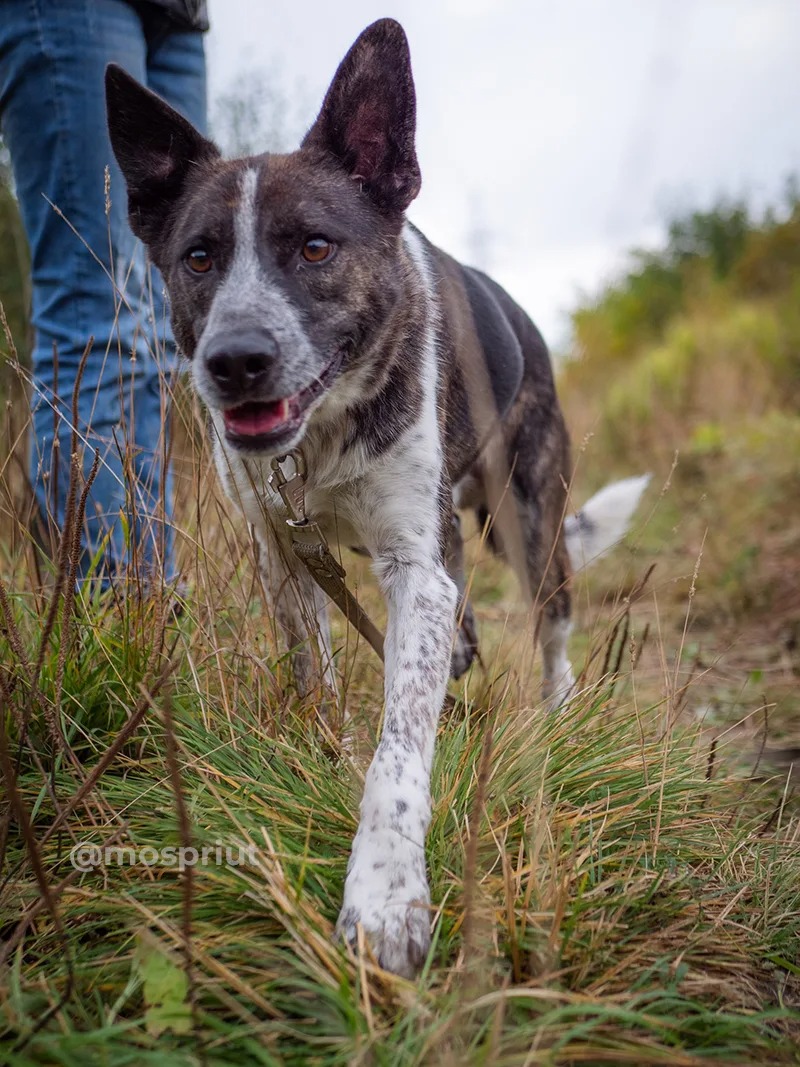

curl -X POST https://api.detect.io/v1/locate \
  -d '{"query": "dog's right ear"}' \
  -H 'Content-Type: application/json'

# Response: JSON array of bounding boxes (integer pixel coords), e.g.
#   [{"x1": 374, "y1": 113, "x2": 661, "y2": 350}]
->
[
  {"x1": 302, "y1": 19, "x2": 421, "y2": 218},
  {"x1": 105, "y1": 64, "x2": 219, "y2": 245}
]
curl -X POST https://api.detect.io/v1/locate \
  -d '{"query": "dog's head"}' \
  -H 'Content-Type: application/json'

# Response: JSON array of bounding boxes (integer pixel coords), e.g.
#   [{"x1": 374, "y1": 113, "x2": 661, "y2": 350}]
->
[{"x1": 105, "y1": 19, "x2": 420, "y2": 455}]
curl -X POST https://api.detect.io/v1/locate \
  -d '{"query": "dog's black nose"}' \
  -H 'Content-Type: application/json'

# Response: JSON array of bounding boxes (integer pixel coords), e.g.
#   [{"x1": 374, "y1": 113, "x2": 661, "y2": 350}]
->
[
  {"x1": 205, "y1": 333, "x2": 279, "y2": 398},
  {"x1": 206, "y1": 351, "x2": 270, "y2": 390}
]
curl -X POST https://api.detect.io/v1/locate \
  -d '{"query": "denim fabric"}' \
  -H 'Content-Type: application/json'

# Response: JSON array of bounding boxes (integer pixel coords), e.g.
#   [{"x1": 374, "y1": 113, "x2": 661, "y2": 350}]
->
[
  {"x1": 0, "y1": 0, "x2": 206, "y2": 583},
  {"x1": 139, "y1": 0, "x2": 209, "y2": 32}
]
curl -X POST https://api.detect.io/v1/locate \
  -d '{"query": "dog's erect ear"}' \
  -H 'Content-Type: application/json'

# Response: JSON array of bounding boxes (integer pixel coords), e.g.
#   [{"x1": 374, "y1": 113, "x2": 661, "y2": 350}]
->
[
  {"x1": 105, "y1": 64, "x2": 219, "y2": 245},
  {"x1": 302, "y1": 19, "x2": 421, "y2": 216}
]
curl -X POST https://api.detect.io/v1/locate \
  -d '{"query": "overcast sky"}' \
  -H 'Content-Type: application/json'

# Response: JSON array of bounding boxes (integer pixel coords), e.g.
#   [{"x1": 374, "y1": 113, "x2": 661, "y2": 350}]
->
[{"x1": 206, "y1": 1, "x2": 800, "y2": 348}]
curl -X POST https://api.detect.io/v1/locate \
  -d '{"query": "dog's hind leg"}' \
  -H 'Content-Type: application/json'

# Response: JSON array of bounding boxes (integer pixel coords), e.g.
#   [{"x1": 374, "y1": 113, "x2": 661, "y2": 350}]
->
[
  {"x1": 445, "y1": 513, "x2": 479, "y2": 678},
  {"x1": 512, "y1": 508, "x2": 575, "y2": 709},
  {"x1": 515, "y1": 488, "x2": 576, "y2": 709},
  {"x1": 539, "y1": 595, "x2": 576, "y2": 710},
  {"x1": 488, "y1": 454, "x2": 576, "y2": 709},
  {"x1": 523, "y1": 533, "x2": 576, "y2": 709}
]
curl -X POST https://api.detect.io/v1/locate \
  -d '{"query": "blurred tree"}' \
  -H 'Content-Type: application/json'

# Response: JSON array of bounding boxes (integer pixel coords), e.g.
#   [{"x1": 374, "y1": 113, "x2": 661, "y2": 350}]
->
[
  {"x1": 211, "y1": 67, "x2": 309, "y2": 157},
  {"x1": 734, "y1": 186, "x2": 800, "y2": 297},
  {"x1": 666, "y1": 199, "x2": 750, "y2": 279},
  {"x1": 568, "y1": 188, "x2": 799, "y2": 376}
]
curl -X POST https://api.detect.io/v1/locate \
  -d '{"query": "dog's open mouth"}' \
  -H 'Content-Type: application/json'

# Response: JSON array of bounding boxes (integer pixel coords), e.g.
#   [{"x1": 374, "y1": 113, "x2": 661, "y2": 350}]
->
[{"x1": 222, "y1": 353, "x2": 343, "y2": 449}]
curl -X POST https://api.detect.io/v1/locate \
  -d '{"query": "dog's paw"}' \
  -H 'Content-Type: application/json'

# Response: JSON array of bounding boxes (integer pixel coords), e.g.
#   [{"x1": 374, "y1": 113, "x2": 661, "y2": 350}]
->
[
  {"x1": 336, "y1": 834, "x2": 431, "y2": 978},
  {"x1": 336, "y1": 896, "x2": 430, "y2": 978}
]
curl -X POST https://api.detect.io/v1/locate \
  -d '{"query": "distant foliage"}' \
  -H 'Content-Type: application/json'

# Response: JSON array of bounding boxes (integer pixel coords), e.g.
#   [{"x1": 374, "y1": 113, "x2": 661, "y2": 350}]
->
[
  {"x1": 560, "y1": 180, "x2": 800, "y2": 626},
  {"x1": 563, "y1": 182, "x2": 800, "y2": 447},
  {"x1": 667, "y1": 200, "x2": 751, "y2": 279}
]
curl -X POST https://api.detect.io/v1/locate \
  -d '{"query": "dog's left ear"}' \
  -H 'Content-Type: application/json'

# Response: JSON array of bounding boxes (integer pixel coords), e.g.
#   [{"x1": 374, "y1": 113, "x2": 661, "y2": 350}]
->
[
  {"x1": 105, "y1": 64, "x2": 220, "y2": 246},
  {"x1": 302, "y1": 19, "x2": 421, "y2": 216}
]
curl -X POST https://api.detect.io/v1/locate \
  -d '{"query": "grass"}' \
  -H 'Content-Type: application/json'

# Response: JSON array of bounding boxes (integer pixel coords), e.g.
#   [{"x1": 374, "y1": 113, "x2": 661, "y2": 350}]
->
[{"x1": 0, "y1": 413, "x2": 798, "y2": 1065}]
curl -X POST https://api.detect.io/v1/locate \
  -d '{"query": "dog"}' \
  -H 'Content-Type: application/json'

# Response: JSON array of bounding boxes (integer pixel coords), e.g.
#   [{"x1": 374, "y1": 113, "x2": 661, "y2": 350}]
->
[{"x1": 105, "y1": 19, "x2": 648, "y2": 978}]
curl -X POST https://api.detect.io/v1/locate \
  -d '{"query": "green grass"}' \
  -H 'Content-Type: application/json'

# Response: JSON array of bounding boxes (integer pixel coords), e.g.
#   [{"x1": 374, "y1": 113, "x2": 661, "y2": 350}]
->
[{"x1": 1, "y1": 530, "x2": 799, "y2": 1065}]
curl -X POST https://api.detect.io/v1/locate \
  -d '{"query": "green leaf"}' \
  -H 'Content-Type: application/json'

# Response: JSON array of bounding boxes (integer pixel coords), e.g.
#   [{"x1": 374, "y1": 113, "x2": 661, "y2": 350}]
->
[{"x1": 134, "y1": 936, "x2": 192, "y2": 1037}]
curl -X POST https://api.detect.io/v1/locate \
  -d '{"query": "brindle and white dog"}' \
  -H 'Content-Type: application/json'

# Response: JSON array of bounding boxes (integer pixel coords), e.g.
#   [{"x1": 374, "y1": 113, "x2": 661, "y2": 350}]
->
[{"x1": 106, "y1": 19, "x2": 648, "y2": 978}]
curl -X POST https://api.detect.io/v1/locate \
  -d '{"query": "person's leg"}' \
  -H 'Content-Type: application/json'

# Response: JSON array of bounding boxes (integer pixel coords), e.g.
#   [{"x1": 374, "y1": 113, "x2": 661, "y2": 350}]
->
[
  {"x1": 144, "y1": 17, "x2": 207, "y2": 133},
  {"x1": 0, "y1": 0, "x2": 196, "y2": 584}
]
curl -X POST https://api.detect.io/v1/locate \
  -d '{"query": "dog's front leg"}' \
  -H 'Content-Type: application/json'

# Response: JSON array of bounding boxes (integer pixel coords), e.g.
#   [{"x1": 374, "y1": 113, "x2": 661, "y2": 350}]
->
[
  {"x1": 336, "y1": 543, "x2": 457, "y2": 977},
  {"x1": 255, "y1": 524, "x2": 336, "y2": 701}
]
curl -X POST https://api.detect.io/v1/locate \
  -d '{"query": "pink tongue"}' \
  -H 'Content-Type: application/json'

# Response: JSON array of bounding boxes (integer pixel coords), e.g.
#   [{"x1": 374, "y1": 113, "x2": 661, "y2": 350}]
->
[{"x1": 223, "y1": 399, "x2": 290, "y2": 437}]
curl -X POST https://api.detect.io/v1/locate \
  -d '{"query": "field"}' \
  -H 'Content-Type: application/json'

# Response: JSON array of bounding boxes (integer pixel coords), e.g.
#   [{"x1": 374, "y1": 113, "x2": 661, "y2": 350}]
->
[{"x1": 1, "y1": 196, "x2": 799, "y2": 1064}]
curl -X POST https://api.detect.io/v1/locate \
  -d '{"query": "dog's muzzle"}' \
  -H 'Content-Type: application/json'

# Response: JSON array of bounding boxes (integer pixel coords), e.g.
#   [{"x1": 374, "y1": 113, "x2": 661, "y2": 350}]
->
[{"x1": 216, "y1": 349, "x2": 344, "y2": 452}]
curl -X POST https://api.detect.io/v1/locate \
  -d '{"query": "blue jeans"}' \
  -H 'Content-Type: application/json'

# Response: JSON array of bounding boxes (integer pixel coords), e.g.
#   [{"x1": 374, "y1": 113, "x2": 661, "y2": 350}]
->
[{"x1": 0, "y1": 0, "x2": 206, "y2": 584}]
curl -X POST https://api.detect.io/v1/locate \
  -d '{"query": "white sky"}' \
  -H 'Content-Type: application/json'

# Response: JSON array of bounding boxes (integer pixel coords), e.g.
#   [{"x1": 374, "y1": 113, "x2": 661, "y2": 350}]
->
[{"x1": 206, "y1": 0, "x2": 800, "y2": 349}]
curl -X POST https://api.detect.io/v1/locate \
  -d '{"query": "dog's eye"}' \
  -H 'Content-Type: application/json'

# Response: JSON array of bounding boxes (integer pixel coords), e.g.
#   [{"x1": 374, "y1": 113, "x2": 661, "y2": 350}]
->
[
  {"x1": 301, "y1": 237, "x2": 334, "y2": 264},
  {"x1": 186, "y1": 248, "x2": 212, "y2": 274}
]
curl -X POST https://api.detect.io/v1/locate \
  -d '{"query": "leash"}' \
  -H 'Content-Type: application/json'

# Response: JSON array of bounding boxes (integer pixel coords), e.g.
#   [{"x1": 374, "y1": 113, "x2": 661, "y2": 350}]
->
[{"x1": 268, "y1": 451, "x2": 385, "y2": 662}]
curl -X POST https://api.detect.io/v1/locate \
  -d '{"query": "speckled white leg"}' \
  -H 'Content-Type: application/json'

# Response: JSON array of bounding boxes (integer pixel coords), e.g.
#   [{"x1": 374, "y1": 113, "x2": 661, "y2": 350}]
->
[{"x1": 335, "y1": 560, "x2": 457, "y2": 976}]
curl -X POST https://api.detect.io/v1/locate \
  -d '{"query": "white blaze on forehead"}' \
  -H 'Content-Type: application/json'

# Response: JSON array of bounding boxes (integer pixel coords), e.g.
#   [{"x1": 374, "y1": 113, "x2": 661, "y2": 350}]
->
[
  {"x1": 194, "y1": 160, "x2": 319, "y2": 403},
  {"x1": 226, "y1": 166, "x2": 262, "y2": 295},
  {"x1": 197, "y1": 165, "x2": 265, "y2": 348}
]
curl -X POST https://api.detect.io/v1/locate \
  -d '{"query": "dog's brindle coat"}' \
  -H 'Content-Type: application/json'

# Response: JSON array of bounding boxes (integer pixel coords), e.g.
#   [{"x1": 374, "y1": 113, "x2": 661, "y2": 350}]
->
[{"x1": 106, "y1": 19, "x2": 575, "y2": 977}]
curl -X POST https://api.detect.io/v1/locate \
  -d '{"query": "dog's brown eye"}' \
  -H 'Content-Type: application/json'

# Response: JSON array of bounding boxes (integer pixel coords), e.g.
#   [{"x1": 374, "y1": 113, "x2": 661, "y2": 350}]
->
[
  {"x1": 186, "y1": 248, "x2": 212, "y2": 274},
  {"x1": 302, "y1": 237, "x2": 334, "y2": 263}
]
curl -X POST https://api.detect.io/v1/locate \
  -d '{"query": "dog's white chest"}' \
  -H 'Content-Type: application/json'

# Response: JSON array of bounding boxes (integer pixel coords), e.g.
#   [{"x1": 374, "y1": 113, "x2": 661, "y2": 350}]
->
[{"x1": 217, "y1": 446, "x2": 360, "y2": 551}]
